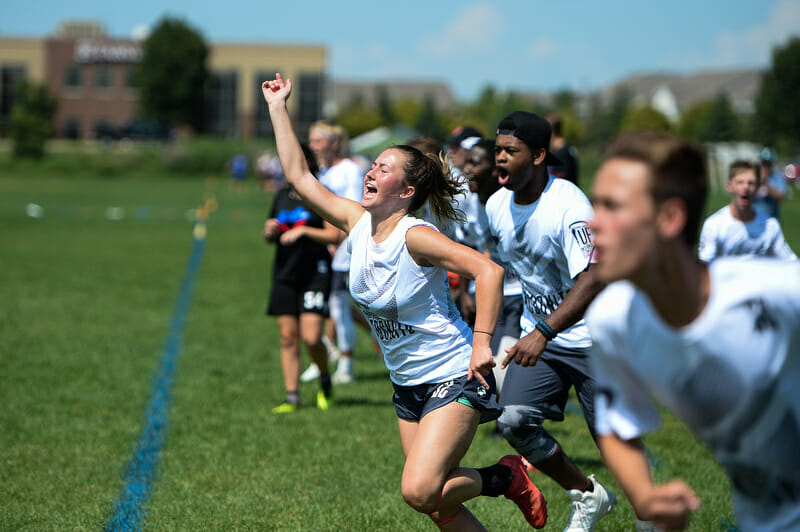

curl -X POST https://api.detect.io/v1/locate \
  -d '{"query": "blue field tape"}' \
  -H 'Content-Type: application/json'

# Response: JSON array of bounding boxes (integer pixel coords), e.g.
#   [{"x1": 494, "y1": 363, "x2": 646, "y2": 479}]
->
[{"x1": 104, "y1": 223, "x2": 207, "y2": 532}]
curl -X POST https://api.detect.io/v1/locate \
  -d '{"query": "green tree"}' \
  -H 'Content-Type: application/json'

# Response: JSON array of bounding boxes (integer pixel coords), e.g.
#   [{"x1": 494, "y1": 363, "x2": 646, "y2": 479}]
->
[
  {"x1": 696, "y1": 93, "x2": 740, "y2": 142},
  {"x1": 754, "y1": 36, "x2": 800, "y2": 152},
  {"x1": 585, "y1": 87, "x2": 632, "y2": 148},
  {"x1": 414, "y1": 94, "x2": 447, "y2": 140},
  {"x1": 334, "y1": 102, "x2": 383, "y2": 138},
  {"x1": 135, "y1": 17, "x2": 209, "y2": 131},
  {"x1": 376, "y1": 84, "x2": 395, "y2": 126},
  {"x1": 679, "y1": 100, "x2": 715, "y2": 141},
  {"x1": 619, "y1": 105, "x2": 671, "y2": 134},
  {"x1": 9, "y1": 80, "x2": 57, "y2": 159}
]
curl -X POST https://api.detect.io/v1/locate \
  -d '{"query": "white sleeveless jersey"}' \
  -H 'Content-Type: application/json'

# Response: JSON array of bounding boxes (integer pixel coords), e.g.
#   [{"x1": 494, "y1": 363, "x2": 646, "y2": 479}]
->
[
  {"x1": 347, "y1": 213, "x2": 472, "y2": 386},
  {"x1": 698, "y1": 205, "x2": 796, "y2": 262},
  {"x1": 320, "y1": 158, "x2": 364, "y2": 272},
  {"x1": 485, "y1": 177, "x2": 594, "y2": 348},
  {"x1": 587, "y1": 258, "x2": 800, "y2": 531}
]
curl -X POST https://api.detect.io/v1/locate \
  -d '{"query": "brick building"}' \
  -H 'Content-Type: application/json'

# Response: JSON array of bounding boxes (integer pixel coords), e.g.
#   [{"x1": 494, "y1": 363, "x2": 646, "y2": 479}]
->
[{"x1": 0, "y1": 21, "x2": 326, "y2": 139}]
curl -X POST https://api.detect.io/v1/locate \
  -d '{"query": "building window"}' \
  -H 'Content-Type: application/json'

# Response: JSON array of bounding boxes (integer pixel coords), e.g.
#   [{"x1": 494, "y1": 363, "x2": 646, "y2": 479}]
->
[
  {"x1": 1, "y1": 65, "x2": 27, "y2": 135},
  {"x1": 206, "y1": 70, "x2": 237, "y2": 137},
  {"x1": 64, "y1": 117, "x2": 82, "y2": 139},
  {"x1": 94, "y1": 65, "x2": 113, "y2": 91},
  {"x1": 64, "y1": 64, "x2": 83, "y2": 89},
  {"x1": 254, "y1": 71, "x2": 277, "y2": 137},
  {"x1": 125, "y1": 65, "x2": 138, "y2": 90},
  {"x1": 296, "y1": 72, "x2": 324, "y2": 136}
]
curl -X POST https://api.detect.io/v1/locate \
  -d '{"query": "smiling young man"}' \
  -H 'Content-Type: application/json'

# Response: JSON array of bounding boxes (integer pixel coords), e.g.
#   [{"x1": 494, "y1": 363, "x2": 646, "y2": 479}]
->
[
  {"x1": 698, "y1": 159, "x2": 796, "y2": 262},
  {"x1": 586, "y1": 132, "x2": 800, "y2": 531},
  {"x1": 485, "y1": 111, "x2": 619, "y2": 531}
]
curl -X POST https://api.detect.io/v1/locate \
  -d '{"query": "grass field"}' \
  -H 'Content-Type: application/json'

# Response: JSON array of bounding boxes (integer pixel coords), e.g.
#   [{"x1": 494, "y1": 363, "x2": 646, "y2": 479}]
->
[{"x1": 2, "y1": 164, "x2": 798, "y2": 531}]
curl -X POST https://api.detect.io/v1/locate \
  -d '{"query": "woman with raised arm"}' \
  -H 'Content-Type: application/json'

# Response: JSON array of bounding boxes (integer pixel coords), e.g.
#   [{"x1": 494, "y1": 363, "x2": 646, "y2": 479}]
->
[{"x1": 262, "y1": 74, "x2": 548, "y2": 530}]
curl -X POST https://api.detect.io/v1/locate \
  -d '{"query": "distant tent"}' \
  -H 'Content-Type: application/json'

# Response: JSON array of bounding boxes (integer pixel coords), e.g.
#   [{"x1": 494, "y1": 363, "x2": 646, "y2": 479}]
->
[{"x1": 349, "y1": 125, "x2": 419, "y2": 158}]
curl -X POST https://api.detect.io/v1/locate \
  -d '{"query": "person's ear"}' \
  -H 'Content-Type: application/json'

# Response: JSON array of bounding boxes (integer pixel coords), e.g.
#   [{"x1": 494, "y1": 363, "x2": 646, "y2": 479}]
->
[
  {"x1": 532, "y1": 148, "x2": 547, "y2": 166},
  {"x1": 656, "y1": 197, "x2": 687, "y2": 240},
  {"x1": 400, "y1": 185, "x2": 415, "y2": 200}
]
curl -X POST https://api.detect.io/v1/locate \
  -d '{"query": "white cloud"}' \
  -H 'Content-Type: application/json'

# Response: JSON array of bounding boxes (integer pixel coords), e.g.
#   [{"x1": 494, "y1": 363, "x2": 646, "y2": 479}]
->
[
  {"x1": 417, "y1": 3, "x2": 504, "y2": 58},
  {"x1": 529, "y1": 37, "x2": 557, "y2": 59},
  {"x1": 714, "y1": 0, "x2": 800, "y2": 66}
]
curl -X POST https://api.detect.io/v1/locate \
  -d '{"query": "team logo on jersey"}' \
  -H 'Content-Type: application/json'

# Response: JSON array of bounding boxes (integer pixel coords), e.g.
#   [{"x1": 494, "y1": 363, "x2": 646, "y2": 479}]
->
[
  {"x1": 477, "y1": 386, "x2": 486, "y2": 398},
  {"x1": 569, "y1": 221, "x2": 593, "y2": 256}
]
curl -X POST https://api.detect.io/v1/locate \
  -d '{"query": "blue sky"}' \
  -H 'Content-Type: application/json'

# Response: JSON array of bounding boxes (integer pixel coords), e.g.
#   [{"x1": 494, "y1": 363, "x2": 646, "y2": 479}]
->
[{"x1": 2, "y1": 0, "x2": 798, "y2": 100}]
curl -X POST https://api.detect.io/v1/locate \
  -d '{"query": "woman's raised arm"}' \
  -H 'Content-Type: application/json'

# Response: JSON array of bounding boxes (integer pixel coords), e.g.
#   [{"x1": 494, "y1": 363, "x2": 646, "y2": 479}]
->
[{"x1": 262, "y1": 74, "x2": 364, "y2": 233}]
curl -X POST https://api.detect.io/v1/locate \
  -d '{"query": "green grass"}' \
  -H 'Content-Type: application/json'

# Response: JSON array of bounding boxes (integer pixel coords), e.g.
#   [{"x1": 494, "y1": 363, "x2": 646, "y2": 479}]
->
[{"x1": 2, "y1": 167, "x2": 798, "y2": 531}]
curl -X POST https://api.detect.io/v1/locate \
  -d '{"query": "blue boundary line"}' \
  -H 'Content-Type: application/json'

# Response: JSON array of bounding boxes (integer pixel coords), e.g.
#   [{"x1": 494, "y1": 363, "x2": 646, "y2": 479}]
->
[{"x1": 105, "y1": 224, "x2": 207, "y2": 532}]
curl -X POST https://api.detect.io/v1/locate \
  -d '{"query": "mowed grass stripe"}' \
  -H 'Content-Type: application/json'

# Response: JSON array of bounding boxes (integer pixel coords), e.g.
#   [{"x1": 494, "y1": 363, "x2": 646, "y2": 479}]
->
[{"x1": 105, "y1": 223, "x2": 208, "y2": 531}]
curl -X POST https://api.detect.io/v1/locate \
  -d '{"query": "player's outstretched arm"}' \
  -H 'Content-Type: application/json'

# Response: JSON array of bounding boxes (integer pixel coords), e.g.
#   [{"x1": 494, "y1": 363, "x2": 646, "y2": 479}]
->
[
  {"x1": 599, "y1": 434, "x2": 701, "y2": 530},
  {"x1": 262, "y1": 74, "x2": 363, "y2": 233}
]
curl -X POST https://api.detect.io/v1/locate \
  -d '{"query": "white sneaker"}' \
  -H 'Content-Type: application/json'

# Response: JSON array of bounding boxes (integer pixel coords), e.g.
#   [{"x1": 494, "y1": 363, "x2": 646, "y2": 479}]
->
[
  {"x1": 322, "y1": 336, "x2": 341, "y2": 364},
  {"x1": 564, "y1": 474, "x2": 617, "y2": 531},
  {"x1": 300, "y1": 363, "x2": 321, "y2": 382},
  {"x1": 332, "y1": 370, "x2": 354, "y2": 384}
]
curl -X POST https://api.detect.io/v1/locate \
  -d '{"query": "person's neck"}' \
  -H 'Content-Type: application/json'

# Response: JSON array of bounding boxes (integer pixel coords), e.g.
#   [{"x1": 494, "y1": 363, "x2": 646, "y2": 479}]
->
[
  {"x1": 514, "y1": 168, "x2": 549, "y2": 205},
  {"x1": 634, "y1": 244, "x2": 710, "y2": 328},
  {"x1": 370, "y1": 209, "x2": 407, "y2": 243},
  {"x1": 728, "y1": 202, "x2": 756, "y2": 222}
]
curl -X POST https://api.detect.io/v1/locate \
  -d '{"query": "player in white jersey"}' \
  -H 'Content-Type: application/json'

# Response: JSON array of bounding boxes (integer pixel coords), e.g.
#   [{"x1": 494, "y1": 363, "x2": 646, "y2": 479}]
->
[
  {"x1": 699, "y1": 159, "x2": 796, "y2": 262},
  {"x1": 587, "y1": 132, "x2": 800, "y2": 531},
  {"x1": 485, "y1": 111, "x2": 619, "y2": 532},
  {"x1": 263, "y1": 74, "x2": 548, "y2": 530},
  {"x1": 307, "y1": 120, "x2": 365, "y2": 384}
]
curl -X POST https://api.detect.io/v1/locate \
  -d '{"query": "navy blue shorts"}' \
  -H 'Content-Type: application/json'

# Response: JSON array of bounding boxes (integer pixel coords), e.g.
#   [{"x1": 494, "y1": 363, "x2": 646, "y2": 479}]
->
[{"x1": 393, "y1": 372, "x2": 503, "y2": 424}]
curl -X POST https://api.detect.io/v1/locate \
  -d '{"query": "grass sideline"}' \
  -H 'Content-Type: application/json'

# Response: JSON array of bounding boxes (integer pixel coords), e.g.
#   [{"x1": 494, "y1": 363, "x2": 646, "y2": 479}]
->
[{"x1": 3, "y1": 168, "x2": 797, "y2": 530}]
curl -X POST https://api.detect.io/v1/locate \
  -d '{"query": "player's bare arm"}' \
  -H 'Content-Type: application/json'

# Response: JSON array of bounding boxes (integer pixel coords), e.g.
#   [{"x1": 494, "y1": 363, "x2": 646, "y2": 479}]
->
[
  {"x1": 502, "y1": 264, "x2": 605, "y2": 368},
  {"x1": 406, "y1": 225, "x2": 504, "y2": 387},
  {"x1": 262, "y1": 74, "x2": 364, "y2": 233}
]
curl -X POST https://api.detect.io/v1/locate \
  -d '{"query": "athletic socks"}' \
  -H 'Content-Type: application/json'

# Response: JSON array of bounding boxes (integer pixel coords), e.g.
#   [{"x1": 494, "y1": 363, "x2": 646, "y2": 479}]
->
[{"x1": 477, "y1": 463, "x2": 513, "y2": 497}]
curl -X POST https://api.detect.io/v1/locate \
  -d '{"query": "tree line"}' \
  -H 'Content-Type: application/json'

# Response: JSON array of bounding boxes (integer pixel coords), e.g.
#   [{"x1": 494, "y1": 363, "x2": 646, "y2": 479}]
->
[{"x1": 8, "y1": 17, "x2": 800, "y2": 160}]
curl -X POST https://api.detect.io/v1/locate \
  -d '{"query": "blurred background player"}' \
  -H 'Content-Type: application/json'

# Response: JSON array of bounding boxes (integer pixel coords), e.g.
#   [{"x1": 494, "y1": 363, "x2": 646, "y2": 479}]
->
[
  {"x1": 300, "y1": 120, "x2": 364, "y2": 384},
  {"x1": 263, "y1": 144, "x2": 343, "y2": 413},
  {"x1": 486, "y1": 111, "x2": 617, "y2": 531},
  {"x1": 699, "y1": 159, "x2": 797, "y2": 262},
  {"x1": 753, "y1": 147, "x2": 789, "y2": 221},
  {"x1": 458, "y1": 138, "x2": 520, "y2": 397},
  {"x1": 587, "y1": 132, "x2": 800, "y2": 531},
  {"x1": 546, "y1": 112, "x2": 579, "y2": 187}
]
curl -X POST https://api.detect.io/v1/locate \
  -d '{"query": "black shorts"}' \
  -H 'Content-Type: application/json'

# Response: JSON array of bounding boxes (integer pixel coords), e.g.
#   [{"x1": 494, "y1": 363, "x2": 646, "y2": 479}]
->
[
  {"x1": 392, "y1": 372, "x2": 503, "y2": 424},
  {"x1": 267, "y1": 273, "x2": 331, "y2": 316}
]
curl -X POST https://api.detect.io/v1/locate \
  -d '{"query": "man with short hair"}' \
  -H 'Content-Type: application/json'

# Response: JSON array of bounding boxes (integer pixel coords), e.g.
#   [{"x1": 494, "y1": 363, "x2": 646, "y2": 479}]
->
[
  {"x1": 587, "y1": 132, "x2": 800, "y2": 531},
  {"x1": 485, "y1": 111, "x2": 618, "y2": 531},
  {"x1": 699, "y1": 159, "x2": 796, "y2": 262},
  {"x1": 302, "y1": 120, "x2": 364, "y2": 384}
]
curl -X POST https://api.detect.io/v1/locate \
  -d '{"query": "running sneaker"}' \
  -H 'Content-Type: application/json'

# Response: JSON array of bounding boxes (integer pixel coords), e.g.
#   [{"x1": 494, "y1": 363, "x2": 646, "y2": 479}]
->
[
  {"x1": 332, "y1": 368, "x2": 354, "y2": 384},
  {"x1": 271, "y1": 402, "x2": 299, "y2": 414},
  {"x1": 499, "y1": 455, "x2": 547, "y2": 529},
  {"x1": 316, "y1": 389, "x2": 330, "y2": 410},
  {"x1": 300, "y1": 363, "x2": 321, "y2": 382},
  {"x1": 564, "y1": 474, "x2": 617, "y2": 531}
]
